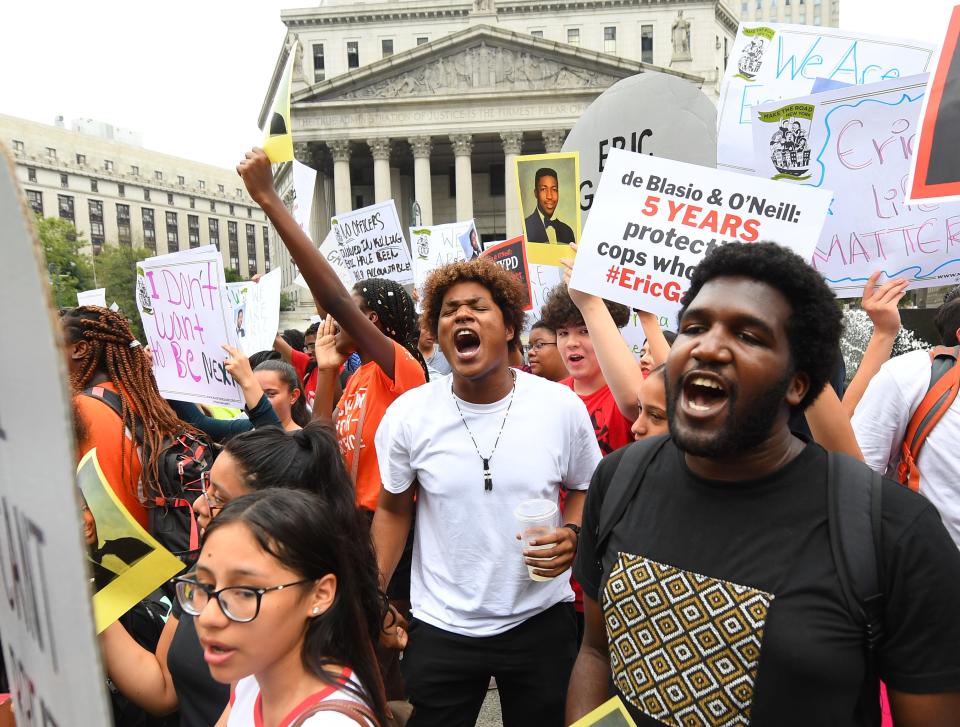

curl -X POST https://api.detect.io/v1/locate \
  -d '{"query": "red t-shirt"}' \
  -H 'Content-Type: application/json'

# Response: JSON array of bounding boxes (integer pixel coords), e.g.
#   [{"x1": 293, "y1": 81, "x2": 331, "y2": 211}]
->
[
  {"x1": 561, "y1": 378, "x2": 633, "y2": 455},
  {"x1": 291, "y1": 349, "x2": 320, "y2": 410}
]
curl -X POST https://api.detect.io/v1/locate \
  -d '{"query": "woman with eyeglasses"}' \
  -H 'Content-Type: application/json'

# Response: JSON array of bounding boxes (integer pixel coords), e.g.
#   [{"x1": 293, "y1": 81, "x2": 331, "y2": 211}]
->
[
  {"x1": 183, "y1": 488, "x2": 388, "y2": 726},
  {"x1": 99, "y1": 423, "x2": 357, "y2": 727}
]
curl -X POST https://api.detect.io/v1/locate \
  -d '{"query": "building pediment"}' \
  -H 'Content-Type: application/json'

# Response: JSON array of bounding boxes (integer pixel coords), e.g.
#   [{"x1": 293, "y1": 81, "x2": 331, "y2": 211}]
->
[{"x1": 294, "y1": 24, "x2": 699, "y2": 104}]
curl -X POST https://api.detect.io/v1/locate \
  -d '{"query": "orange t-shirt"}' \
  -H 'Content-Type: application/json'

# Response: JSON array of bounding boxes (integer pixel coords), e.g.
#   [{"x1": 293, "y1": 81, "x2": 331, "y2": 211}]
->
[
  {"x1": 74, "y1": 383, "x2": 149, "y2": 529},
  {"x1": 335, "y1": 341, "x2": 426, "y2": 511}
]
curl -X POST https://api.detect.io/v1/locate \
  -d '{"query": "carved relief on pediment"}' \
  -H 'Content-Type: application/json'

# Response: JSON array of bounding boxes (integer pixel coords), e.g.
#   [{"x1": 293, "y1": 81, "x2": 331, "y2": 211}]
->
[{"x1": 338, "y1": 42, "x2": 621, "y2": 99}]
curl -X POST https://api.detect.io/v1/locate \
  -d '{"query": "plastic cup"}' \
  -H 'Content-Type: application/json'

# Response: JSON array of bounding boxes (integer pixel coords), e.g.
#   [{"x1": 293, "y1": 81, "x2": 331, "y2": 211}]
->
[{"x1": 515, "y1": 498, "x2": 560, "y2": 582}]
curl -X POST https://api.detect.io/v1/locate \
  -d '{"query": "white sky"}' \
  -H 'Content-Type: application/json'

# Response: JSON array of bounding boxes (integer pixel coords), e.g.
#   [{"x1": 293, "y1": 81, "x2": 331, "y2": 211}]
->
[{"x1": 1, "y1": 0, "x2": 955, "y2": 170}]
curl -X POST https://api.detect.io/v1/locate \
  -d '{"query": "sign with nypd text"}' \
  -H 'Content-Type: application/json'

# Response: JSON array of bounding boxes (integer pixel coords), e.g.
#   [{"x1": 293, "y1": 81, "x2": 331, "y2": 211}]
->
[{"x1": 569, "y1": 148, "x2": 832, "y2": 318}]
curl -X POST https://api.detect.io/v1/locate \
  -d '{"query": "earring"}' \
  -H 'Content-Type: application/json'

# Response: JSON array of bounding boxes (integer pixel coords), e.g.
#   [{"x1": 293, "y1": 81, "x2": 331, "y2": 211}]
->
[{"x1": 312, "y1": 607, "x2": 320, "y2": 615}]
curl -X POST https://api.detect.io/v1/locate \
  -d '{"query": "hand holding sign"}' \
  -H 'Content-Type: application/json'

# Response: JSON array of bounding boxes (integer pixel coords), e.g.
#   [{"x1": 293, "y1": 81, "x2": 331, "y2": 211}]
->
[
  {"x1": 861, "y1": 272, "x2": 908, "y2": 339},
  {"x1": 237, "y1": 148, "x2": 278, "y2": 208}
]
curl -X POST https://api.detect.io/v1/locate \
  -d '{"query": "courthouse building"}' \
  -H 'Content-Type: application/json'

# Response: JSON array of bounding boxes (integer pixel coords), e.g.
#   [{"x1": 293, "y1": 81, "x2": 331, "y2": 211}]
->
[
  {"x1": 1, "y1": 114, "x2": 272, "y2": 278},
  {"x1": 264, "y1": 0, "x2": 740, "y2": 299}
]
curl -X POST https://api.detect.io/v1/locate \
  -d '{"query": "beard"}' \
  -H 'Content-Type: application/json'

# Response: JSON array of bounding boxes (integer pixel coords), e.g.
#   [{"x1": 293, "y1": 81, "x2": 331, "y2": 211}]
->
[{"x1": 666, "y1": 371, "x2": 792, "y2": 458}]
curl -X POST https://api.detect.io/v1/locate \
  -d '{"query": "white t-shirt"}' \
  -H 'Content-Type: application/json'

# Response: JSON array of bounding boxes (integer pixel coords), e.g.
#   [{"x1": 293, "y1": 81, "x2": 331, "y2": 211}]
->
[
  {"x1": 852, "y1": 349, "x2": 960, "y2": 547},
  {"x1": 228, "y1": 671, "x2": 373, "y2": 726},
  {"x1": 375, "y1": 369, "x2": 602, "y2": 637}
]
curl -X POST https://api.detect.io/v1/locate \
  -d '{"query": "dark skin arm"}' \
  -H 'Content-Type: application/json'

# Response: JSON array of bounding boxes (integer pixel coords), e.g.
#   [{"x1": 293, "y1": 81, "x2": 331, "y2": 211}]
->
[
  {"x1": 371, "y1": 487, "x2": 415, "y2": 651},
  {"x1": 566, "y1": 594, "x2": 611, "y2": 723},
  {"x1": 889, "y1": 691, "x2": 960, "y2": 727},
  {"x1": 238, "y1": 147, "x2": 396, "y2": 379},
  {"x1": 520, "y1": 490, "x2": 584, "y2": 579}
]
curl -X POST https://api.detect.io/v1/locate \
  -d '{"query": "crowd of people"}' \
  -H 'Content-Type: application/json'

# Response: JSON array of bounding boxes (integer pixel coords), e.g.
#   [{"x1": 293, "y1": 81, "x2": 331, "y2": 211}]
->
[{"x1": 64, "y1": 147, "x2": 960, "y2": 727}]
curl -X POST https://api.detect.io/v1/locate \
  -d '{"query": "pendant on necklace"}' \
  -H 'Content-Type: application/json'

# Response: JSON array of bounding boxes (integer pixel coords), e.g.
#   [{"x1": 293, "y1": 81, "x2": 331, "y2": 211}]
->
[{"x1": 482, "y1": 457, "x2": 492, "y2": 491}]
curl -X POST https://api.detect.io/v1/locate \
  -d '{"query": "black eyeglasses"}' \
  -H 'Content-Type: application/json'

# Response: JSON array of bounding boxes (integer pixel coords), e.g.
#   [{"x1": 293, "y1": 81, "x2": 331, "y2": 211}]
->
[
  {"x1": 173, "y1": 576, "x2": 311, "y2": 623},
  {"x1": 527, "y1": 341, "x2": 557, "y2": 352},
  {"x1": 304, "y1": 343, "x2": 317, "y2": 352}
]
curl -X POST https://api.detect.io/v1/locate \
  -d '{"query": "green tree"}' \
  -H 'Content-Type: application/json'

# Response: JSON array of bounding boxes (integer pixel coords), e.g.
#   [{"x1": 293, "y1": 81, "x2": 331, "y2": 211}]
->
[
  {"x1": 96, "y1": 245, "x2": 150, "y2": 340},
  {"x1": 224, "y1": 267, "x2": 243, "y2": 283},
  {"x1": 36, "y1": 216, "x2": 95, "y2": 308}
]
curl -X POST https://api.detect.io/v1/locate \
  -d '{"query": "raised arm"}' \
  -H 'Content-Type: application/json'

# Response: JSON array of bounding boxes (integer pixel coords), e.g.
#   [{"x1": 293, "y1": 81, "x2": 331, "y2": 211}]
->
[
  {"x1": 273, "y1": 333, "x2": 294, "y2": 364},
  {"x1": 311, "y1": 316, "x2": 345, "y2": 422},
  {"x1": 804, "y1": 384, "x2": 864, "y2": 460},
  {"x1": 237, "y1": 148, "x2": 396, "y2": 379}
]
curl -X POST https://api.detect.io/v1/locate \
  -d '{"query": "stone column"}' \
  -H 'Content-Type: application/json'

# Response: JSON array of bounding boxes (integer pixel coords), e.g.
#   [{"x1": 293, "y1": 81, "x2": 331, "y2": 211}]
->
[
  {"x1": 500, "y1": 131, "x2": 523, "y2": 239},
  {"x1": 328, "y1": 139, "x2": 353, "y2": 215},
  {"x1": 368, "y1": 138, "x2": 392, "y2": 203},
  {"x1": 409, "y1": 136, "x2": 433, "y2": 226},
  {"x1": 450, "y1": 133, "x2": 474, "y2": 222},
  {"x1": 543, "y1": 128, "x2": 567, "y2": 153}
]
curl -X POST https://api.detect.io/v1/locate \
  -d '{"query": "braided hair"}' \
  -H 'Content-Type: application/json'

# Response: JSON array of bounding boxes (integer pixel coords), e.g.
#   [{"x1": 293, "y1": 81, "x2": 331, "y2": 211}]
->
[
  {"x1": 352, "y1": 278, "x2": 428, "y2": 379},
  {"x1": 62, "y1": 305, "x2": 192, "y2": 500}
]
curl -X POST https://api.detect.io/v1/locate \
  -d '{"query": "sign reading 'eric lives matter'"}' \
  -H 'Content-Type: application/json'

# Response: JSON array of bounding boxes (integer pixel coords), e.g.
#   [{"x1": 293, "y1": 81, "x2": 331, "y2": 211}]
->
[
  {"x1": 136, "y1": 246, "x2": 244, "y2": 407},
  {"x1": 569, "y1": 148, "x2": 832, "y2": 317}
]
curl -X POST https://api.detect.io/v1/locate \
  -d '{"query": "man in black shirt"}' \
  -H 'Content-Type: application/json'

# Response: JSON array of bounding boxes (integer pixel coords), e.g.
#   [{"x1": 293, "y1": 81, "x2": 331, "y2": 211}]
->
[{"x1": 568, "y1": 242, "x2": 960, "y2": 725}]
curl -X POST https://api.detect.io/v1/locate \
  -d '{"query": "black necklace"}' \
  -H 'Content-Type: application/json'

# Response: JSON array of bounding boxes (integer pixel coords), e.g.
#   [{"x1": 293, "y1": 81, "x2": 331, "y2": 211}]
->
[{"x1": 451, "y1": 369, "x2": 517, "y2": 491}]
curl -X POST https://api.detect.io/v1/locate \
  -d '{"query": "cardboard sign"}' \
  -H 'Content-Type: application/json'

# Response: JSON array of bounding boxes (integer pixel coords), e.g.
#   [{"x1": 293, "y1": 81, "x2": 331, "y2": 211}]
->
[
  {"x1": 411, "y1": 221, "x2": 473, "y2": 291},
  {"x1": 0, "y1": 146, "x2": 112, "y2": 724},
  {"x1": 908, "y1": 5, "x2": 960, "y2": 204},
  {"x1": 226, "y1": 267, "x2": 282, "y2": 356},
  {"x1": 562, "y1": 72, "x2": 717, "y2": 227},
  {"x1": 332, "y1": 200, "x2": 414, "y2": 284},
  {"x1": 752, "y1": 75, "x2": 960, "y2": 295},
  {"x1": 516, "y1": 152, "x2": 581, "y2": 266},
  {"x1": 718, "y1": 23, "x2": 934, "y2": 175},
  {"x1": 136, "y1": 246, "x2": 245, "y2": 407},
  {"x1": 77, "y1": 287, "x2": 106, "y2": 308},
  {"x1": 569, "y1": 696, "x2": 637, "y2": 727},
  {"x1": 569, "y1": 148, "x2": 832, "y2": 318},
  {"x1": 480, "y1": 236, "x2": 533, "y2": 310},
  {"x1": 77, "y1": 451, "x2": 183, "y2": 633},
  {"x1": 291, "y1": 159, "x2": 316, "y2": 235}
]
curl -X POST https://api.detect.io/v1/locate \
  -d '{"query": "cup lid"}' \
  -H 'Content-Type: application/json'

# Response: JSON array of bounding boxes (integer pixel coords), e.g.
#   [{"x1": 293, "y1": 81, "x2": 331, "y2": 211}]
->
[{"x1": 514, "y1": 498, "x2": 559, "y2": 521}]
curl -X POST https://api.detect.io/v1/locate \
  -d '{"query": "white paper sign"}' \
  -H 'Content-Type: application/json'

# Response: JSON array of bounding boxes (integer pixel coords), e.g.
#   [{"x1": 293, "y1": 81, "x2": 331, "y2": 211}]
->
[
  {"x1": 751, "y1": 75, "x2": 960, "y2": 296},
  {"x1": 569, "y1": 148, "x2": 833, "y2": 318},
  {"x1": 77, "y1": 287, "x2": 106, "y2": 308},
  {"x1": 135, "y1": 247, "x2": 245, "y2": 407},
  {"x1": 524, "y1": 263, "x2": 563, "y2": 334},
  {"x1": 331, "y1": 200, "x2": 414, "y2": 284},
  {"x1": 718, "y1": 23, "x2": 934, "y2": 175},
  {"x1": 411, "y1": 222, "x2": 475, "y2": 290},
  {"x1": 226, "y1": 268, "x2": 282, "y2": 356},
  {"x1": 291, "y1": 159, "x2": 316, "y2": 237},
  {"x1": 0, "y1": 148, "x2": 113, "y2": 725}
]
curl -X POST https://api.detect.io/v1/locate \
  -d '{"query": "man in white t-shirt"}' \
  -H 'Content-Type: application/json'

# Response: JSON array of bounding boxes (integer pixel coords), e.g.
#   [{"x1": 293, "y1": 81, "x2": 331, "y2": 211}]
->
[
  {"x1": 853, "y1": 287, "x2": 960, "y2": 547},
  {"x1": 373, "y1": 259, "x2": 602, "y2": 727}
]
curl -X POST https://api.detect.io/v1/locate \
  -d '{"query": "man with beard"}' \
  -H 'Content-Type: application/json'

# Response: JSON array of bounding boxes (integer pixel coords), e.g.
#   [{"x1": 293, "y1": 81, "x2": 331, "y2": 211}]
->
[
  {"x1": 372, "y1": 258, "x2": 601, "y2": 727},
  {"x1": 567, "y1": 242, "x2": 960, "y2": 726}
]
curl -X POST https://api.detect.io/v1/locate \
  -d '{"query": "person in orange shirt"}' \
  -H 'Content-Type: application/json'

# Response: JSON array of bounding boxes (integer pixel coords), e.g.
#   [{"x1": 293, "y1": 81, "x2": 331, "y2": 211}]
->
[{"x1": 62, "y1": 306, "x2": 193, "y2": 530}]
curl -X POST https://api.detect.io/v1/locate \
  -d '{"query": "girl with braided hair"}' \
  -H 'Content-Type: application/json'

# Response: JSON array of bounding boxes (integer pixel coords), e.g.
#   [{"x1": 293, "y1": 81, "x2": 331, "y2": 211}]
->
[{"x1": 63, "y1": 305, "x2": 192, "y2": 528}]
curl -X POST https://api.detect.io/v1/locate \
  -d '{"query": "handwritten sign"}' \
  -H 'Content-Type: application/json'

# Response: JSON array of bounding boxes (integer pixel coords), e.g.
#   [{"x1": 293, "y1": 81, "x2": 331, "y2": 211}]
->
[
  {"x1": 0, "y1": 145, "x2": 112, "y2": 724},
  {"x1": 226, "y1": 268, "x2": 282, "y2": 356},
  {"x1": 77, "y1": 288, "x2": 106, "y2": 308},
  {"x1": 411, "y1": 222, "x2": 473, "y2": 291},
  {"x1": 480, "y1": 236, "x2": 533, "y2": 310},
  {"x1": 332, "y1": 200, "x2": 414, "y2": 284},
  {"x1": 718, "y1": 23, "x2": 934, "y2": 175},
  {"x1": 752, "y1": 75, "x2": 960, "y2": 295},
  {"x1": 569, "y1": 148, "x2": 832, "y2": 317},
  {"x1": 135, "y1": 246, "x2": 244, "y2": 407}
]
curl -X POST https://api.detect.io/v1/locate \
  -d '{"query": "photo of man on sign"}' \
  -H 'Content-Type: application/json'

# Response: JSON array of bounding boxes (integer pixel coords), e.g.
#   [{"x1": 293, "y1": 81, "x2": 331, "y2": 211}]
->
[{"x1": 517, "y1": 152, "x2": 581, "y2": 266}]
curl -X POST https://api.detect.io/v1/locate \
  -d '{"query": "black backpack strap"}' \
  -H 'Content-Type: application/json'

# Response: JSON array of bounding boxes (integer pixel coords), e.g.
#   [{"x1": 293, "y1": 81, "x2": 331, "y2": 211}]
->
[
  {"x1": 82, "y1": 386, "x2": 145, "y2": 444},
  {"x1": 827, "y1": 451, "x2": 884, "y2": 653},
  {"x1": 595, "y1": 435, "x2": 670, "y2": 564},
  {"x1": 929, "y1": 345, "x2": 959, "y2": 389}
]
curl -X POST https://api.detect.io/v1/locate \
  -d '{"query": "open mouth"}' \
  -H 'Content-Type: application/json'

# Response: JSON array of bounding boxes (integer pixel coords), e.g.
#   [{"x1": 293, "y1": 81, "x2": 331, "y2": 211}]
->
[
  {"x1": 566, "y1": 353, "x2": 585, "y2": 366},
  {"x1": 201, "y1": 639, "x2": 237, "y2": 666},
  {"x1": 681, "y1": 373, "x2": 730, "y2": 417},
  {"x1": 453, "y1": 328, "x2": 481, "y2": 359}
]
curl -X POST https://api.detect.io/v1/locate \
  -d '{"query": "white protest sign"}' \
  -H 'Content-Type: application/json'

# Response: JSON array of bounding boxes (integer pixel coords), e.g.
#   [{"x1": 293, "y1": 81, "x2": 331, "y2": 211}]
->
[
  {"x1": 569, "y1": 148, "x2": 833, "y2": 318},
  {"x1": 718, "y1": 23, "x2": 934, "y2": 174},
  {"x1": 0, "y1": 148, "x2": 112, "y2": 725},
  {"x1": 293, "y1": 230, "x2": 357, "y2": 292},
  {"x1": 563, "y1": 72, "x2": 717, "y2": 226},
  {"x1": 411, "y1": 222, "x2": 474, "y2": 290},
  {"x1": 331, "y1": 200, "x2": 414, "y2": 284},
  {"x1": 77, "y1": 287, "x2": 106, "y2": 308},
  {"x1": 226, "y1": 268, "x2": 282, "y2": 356},
  {"x1": 291, "y1": 159, "x2": 316, "y2": 237},
  {"x1": 751, "y1": 75, "x2": 960, "y2": 296},
  {"x1": 524, "y1": 263, "x2": 563, "y2": 334},
  {"x1": 135, "y1": 247, "x2": 245, "y2": 407}
]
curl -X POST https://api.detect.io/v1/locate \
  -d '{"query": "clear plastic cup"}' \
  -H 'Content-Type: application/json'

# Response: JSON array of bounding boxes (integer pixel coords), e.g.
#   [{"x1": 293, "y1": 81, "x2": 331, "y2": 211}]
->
[{"x1": 515, "y1": 498, "x2": 560, "y2": 582}]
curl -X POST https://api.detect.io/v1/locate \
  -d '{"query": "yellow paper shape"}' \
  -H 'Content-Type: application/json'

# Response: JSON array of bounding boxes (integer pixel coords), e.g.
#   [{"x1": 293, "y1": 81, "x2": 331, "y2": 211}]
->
[
  {"x1": 568, "y1": 696, "x2": 638, "y2": 727},
  {"x1": 514, "y1": 151, "x2": 582, "y2": 267},
  {"x1": 262, "y1": 41, "x2": 298, "y2": 163}
]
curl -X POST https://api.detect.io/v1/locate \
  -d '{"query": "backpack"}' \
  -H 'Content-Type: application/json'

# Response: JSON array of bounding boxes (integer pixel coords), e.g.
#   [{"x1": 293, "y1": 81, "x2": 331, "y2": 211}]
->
[
  {"x1": 896, "y1": 345, "x2": 960, "y2": 492},
  {"x1": 82, "y1": 386, "x2": 216, "y2": 567},
  {"x1": 594, "y1": 435, "x2": 884, "y2": 655}
]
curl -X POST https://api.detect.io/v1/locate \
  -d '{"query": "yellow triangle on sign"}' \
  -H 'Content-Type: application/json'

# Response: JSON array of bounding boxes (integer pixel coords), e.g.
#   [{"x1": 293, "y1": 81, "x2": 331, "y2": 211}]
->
[{"x1": 262, "y1": 41, "x2": 298, "y2": 163}]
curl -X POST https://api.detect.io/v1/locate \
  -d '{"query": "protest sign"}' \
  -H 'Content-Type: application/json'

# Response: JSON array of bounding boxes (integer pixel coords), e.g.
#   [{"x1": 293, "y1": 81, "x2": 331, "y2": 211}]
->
[
  {"x1": 136, "y1": 246, "x2": 245, "y2": 407},
  {"x1": 524, "y1": 263, "x2": 563, "y2": 335},
  {"x1": 226, "y1": 267, "x2": 282, "y2": 356},
  {"x1": 569, "y1": 696, "x2": 637, "y2": 727},
  {"x1": 293, "y1": 229, "x2": 357, "y2": 292},
  {"x1": 77, "y1": 287, "x2": 106, "y2": 308},
  {"x1": 0, "y1": 147, "x2": 112, "y2": 724},
  {"x1": 717, "y1": 23, "x2": 934, "y2": 175},
  {"x1": 621, "y1": 310, "x2": 676, "y2": 360},
  {"x1": 752, "y1": 75, "x2": 960, "y2": 295},
  {"x1": 562, "y1": 72, "x2": 717, "y2": 226},
  {"x1": 908, "y1": 5, "x2": 960, "y2": 205},
  {"x1": 480, "y1": 236, "x2": 533, "y2": 310},
  {"x1": 77, "y1": 450, "x2": 184, "y2": 633},
  {"x1": 332, "y1": 200, "x2": 414, "y2": 284},
  {"x1": 262, "y1": 40, "x2": 297, "y2": 163},
  {"x1": 411, "y1": 221, "x2": 474, "y2": 291},
  {"x1": 516, "y1": 152, "x2": 581, "y2": 266},
  {"x1": 569, "y1": 148, "x2": 832, "y2": 318},
  {"x1": 292, "y1": 159, "x2": 316, "y2": 235}
]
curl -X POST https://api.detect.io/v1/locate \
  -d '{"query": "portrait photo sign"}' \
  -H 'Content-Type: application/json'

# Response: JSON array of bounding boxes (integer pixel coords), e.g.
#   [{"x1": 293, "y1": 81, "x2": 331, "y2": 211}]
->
[{"x1": 516, "y1": 152, "x2": 581, "y2": 267}]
